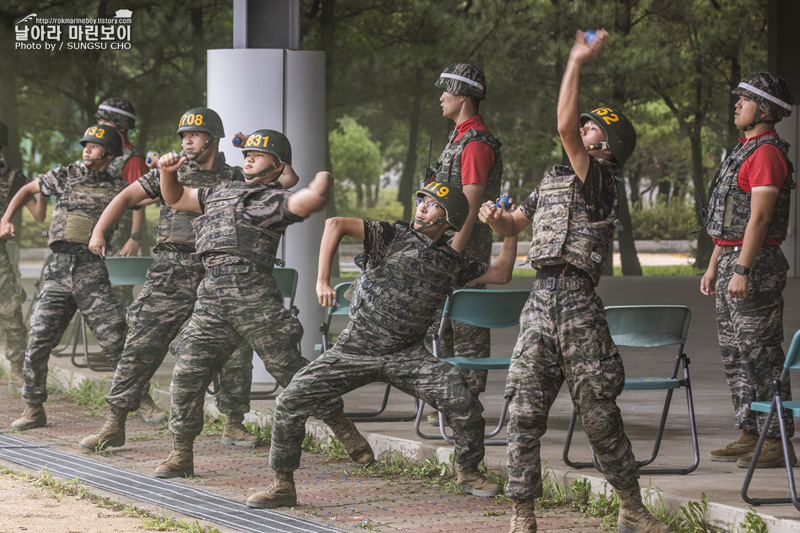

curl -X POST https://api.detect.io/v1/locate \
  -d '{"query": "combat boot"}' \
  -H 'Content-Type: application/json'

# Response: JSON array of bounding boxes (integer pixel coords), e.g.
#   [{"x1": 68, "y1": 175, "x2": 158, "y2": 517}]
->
[
  {"x1": 617, "y1": 488, "x2": 671, "y2": 533},
  {"x1": 7, "y1": 359, "x2": 24, "y2": 389},
  {"x1": 79, "y1": 405, "x2": 129, "y2": 451},
  {"x1": 737, "y1": 437, "x2": 797, "y2": 469},
  {"x1": 221, "y1": 414, "x2": 260, "y2": 447},
  {"x1": 246, "y1": 471, "x2": 297, "y2": 509},
  {"x1": 709, "y1": 431, "x2": 758, "y2": 462},
  {"x1": 154, "y1": 434, "x2": 194, "y2": 478},
  {"x1": 11, "y1": 403, "x2": 46, "y2": 431},
  {"x1": 455, "y1": 463, "x2": 501, "y2": 497},
  {"x1": 327, "y1": 414, "x2": 374, "y2": 465},
  {"x1": 508, "y1": 497, "x2": 537, "y2": 532},
  {"x1": 136, "y1": 393, "x2": 167, "y2": 425}
]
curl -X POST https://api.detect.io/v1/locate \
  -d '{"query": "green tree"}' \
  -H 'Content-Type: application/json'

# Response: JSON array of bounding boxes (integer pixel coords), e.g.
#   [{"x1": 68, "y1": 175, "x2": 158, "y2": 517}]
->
[{"x1": 329, "y1": 116, "x2": 383, "y2": 208}]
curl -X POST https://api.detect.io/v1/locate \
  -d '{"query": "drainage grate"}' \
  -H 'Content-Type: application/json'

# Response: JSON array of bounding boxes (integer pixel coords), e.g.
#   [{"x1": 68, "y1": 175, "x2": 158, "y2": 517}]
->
[{"x1": 0, "y1": 432, "x2": 342, "y2": 533}]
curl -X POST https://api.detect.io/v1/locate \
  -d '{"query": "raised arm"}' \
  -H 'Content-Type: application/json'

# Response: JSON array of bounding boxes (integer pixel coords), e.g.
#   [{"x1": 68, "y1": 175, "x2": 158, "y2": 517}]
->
[
  {"x1": 317, "y1": 216, "x2": 365, "y2": 307},
  {"x1": 287, "y1": 171, "x2": 332, "y2": 218},
  {"x1": 472, "y1": 235, "x2": 518, "y2": 285},
  {"x1": 277, "y1": 164, "x2": 300, "y2": 189},
  {"x1": 88, "y1": 182, "x2": 150, "y2": 257},
  {"x1": 0, "y1": 179, "x2": 40, "y2": 239},
  {"x1": 158, "y1": 152, "x2": 200, "y2": 213}
]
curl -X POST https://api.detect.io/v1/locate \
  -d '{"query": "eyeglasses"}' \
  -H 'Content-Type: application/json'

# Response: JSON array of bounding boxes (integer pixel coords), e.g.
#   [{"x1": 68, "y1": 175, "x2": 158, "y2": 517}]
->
[{"x1": 415, "y1": 197, "x2": 442, "y2": 211}]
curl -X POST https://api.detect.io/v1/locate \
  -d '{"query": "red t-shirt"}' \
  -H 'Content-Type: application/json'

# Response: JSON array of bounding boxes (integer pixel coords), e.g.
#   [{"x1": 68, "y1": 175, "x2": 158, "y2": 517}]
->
[
  {"x1": 122, "y1": 139, "x2": 149, "y2": 185},
  {"x1": 713, "y1": 130, "x2": 788, "y2": 247},
  {"x1": 447, "y1": 115, "x2": 496, "y2": 187}
]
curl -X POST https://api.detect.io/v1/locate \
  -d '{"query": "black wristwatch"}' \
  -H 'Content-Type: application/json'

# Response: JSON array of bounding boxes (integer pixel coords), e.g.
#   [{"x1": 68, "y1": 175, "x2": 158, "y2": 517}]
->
[
  {"x1": 734, "y1": 264, "x2": 750, "y2": 276},
  {"x1": 130, "y1": 232, "x2": 141, "y2": 242}
]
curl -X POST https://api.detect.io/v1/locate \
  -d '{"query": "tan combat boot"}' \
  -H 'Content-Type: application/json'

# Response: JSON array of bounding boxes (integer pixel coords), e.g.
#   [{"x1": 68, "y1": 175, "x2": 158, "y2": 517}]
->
[
  {"x1": 737, "y1": 437, "x2": 797, "y2": 469},
  {"x1": 455, "y1": 463, "x2": 501, "y2": 497},
  {"x1": 327, "y1": 414, "x2": 374, "y2": 465},
  {"x1": 11, "y1": 403, "x2": 46, "y2": 431},
  {"x1": 79, "y1": 405, "x2": 129, "y2": 451},
  {"x1": 709, "y1": 431, "x2": 759, "y2": 462},
  {"x1": 508, "y1": 497, "x2": 537, "y2": 532},
  {"x1": 7, "y1": 360, "x2": 24, "y2": 389},
  {"x1": 221, "y1": 414, "x2": 260, "y2": 447},
  {"x1": 154, "y1": 434, "x2": 195, "y2": 478},
  {"x1": 617, "y1": 488, "x2": 671, "y2": 533},
  {"x1": 136, "y1": 393, "x2": 167, "y2": 425},
  {"x1": 246, "y1": 471, "x2": 297, "y2": 508}
]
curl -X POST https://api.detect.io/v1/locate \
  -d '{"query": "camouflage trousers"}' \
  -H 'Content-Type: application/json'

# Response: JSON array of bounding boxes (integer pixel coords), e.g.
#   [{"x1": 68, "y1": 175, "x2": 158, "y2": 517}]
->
[
  {"x1": 505, "y1": 280, "x2": 639, "y2": 500},
  {"x1": 0, "y1": 245, "x2": 27, "y2": 364},
  {"x1": 425, "y1": 240, "x2": 491, "y2": 395},
  {"x1": 108, "y1": 210, "x2": 134, "y2": 308},
  {"x1": 105, "y1": 252, "x2": 253, "y2": 416},
  {"x1": 271, "y1": 326, "x2": 486, "y2": 473},
  {"x1": 716, "y1": 246, "x2": 793, "y2": 438},
  {"x1": 168, "y1": 265, "x2": 344, "y2": 437},
  {"x1": 23, "y1": 254, "x2": 127, "y2": 405}
]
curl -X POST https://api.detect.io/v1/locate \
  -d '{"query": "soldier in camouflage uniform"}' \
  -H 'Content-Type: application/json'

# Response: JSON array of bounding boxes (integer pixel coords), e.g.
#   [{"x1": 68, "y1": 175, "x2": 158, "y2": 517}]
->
[
  {"x1": 425, "y1": 63, "x2": 503, "y2": 425},
  {"x1": 94, "y1": 98, "x2": 149, "y2": 308},
  {"x1": 250, "y1": 181, "x2": 517, "y2": 510},
  {"x1": 0, "y1": 125, "x2": 129, "y2": 432},
  {"x1": 480, "y1": 31, "x2": 668, "y2": 533},
  {"x1": 0, "y1": 120, "x2": 43, "y2": 388},
  {"x1": 701, "y1": 72, "x2": 796, "y2": 469},
  {"x1": 152, "y1": 129, "x2": 373, "y2": 480},
  {"x1": 79, "y1": 109, "x2": 283, "y2": 451}
]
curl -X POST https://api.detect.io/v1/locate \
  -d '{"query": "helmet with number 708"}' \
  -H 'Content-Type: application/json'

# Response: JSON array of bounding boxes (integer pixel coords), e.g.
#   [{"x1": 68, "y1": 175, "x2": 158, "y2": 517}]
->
[
  {"x1": 581, "y1": 106, "x2": 637, "y2": 168},
  {"x1": 175, "y1": 107, "x2": 225, "y2": 139}
]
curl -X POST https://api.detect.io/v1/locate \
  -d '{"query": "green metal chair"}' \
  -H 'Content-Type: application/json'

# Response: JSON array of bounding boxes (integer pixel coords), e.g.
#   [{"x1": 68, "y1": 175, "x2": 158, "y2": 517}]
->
[
  {"x1": 414, "y1": 288, "x2": 530, "y2": 446},
  {"x1": 563, "y1": 305, "x2": 698, "y2": 475},
  {"x1": 742, "y1": 328, "x2": 800, "y2": 511},
  {"x1": 5, "y1": 240, "x2": 19, "y2": 268},
  {"x1": 316, "y1": 282, "x2": 419, "y2": 421},
  {"x1": 248, "y1": 266, "x2": 300, "y2": 400},
  {"x1": 72, "y1": 256, "x2": 154, "y2": 372}
]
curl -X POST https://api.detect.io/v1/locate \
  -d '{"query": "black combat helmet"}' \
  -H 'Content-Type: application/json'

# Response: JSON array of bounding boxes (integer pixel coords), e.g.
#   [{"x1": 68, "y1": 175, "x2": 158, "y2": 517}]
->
[
  {"x1": 415, "y1": 181, "x2": 470, "y2": 231},
  {"x1": 176, "y1": 107, "x2": 225, "y2": 139},
  {"x1": 80, "y1": 124, "x2": 124, "y2": 157},
  {"x1": 581, "y1": 106, "x2": 637, "y2": 168}
]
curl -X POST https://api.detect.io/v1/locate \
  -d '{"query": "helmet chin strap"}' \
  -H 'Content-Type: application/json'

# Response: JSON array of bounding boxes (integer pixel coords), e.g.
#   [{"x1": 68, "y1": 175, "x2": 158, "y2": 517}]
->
[
  {"x1": 185, "y1": 137, "x2": 215, "y2": 160},
  {"x1": 83, "y1": 152, "x2": 109, "y2": 169},
  {"x1": 586, "y1": 141, "x2": 609, "y2": 152},
  {"x1": 244, "y1": 161, "x2": 283, "y2": 180},
  {"x1": 411, "y1": 216, "x2": 448, "y2": 231}
]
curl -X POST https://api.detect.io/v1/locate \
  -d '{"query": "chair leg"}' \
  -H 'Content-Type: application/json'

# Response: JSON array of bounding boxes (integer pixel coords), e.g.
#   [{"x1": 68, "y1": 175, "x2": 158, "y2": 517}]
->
[
  {"x1": 345, "y1": 384, "x2": 421, "y2": 422},
  {"x1": 562, "y1": 407, "x2": 595, "y2": 469}
]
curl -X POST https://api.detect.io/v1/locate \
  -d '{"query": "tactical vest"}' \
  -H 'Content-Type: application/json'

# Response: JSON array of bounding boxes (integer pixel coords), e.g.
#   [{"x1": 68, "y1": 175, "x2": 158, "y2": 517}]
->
[
  {"x1": 46, "y1": 164, "x2": 126, "y2": 248},
  {"x1": 706, "y1": 135, "x2": 794, "y2": 242},
  {"x1": 193, "y1": 181, "x2": 287, "y2": 271},
  {"x1": 349, "y1": 224, "x2": 461, "y2": 351},
  {"x1": 525, "y1": 165, "x2": 619, "y2": 286},
  {"x1": 106, "y1": 146, "x2": 138, "y2": 179},
  {"x1": 434, "y1": 127, "x2": 503, "y2": 254},
  {"x1": 153, "y1": 156, "x2": 240, "y2": 251}
]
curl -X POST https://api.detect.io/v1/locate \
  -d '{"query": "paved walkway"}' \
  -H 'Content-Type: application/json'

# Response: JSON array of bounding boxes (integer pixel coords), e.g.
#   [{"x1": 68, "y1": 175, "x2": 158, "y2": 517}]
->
[{"x1": 3, "y1": 270, "x2": 800, "y2": 532}]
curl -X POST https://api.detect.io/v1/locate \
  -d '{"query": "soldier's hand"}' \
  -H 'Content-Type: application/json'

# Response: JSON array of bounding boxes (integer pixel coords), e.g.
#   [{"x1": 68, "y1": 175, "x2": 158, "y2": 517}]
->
[
  {"x1": 88, "y1": 232, "x2": 107, "y2": 258},
  {"x1": 119, "y1": 239, "x2": 140, "y2": 257},
  {"x1": 700, "y1": 268, "x2": 716, "y2": 296},
  {"x1": 158, "y1": 152, "x2": 186, "y2": 173},
  {"x1": 479, "y1": 201, "x2": 503, "y2": 223},
  {"x1": 145, "y1": 151, "x2": 160, "y2": 169},
  {"x1": 0, "y1": 220, "x2": 15, "y2": 239},
  {"x1": 317, "y1": 280, "x2": 337, "y2": 307},
  {"x1": 232, "y1": 132, "x2": 249, "y2": 147},
  {"x1": 727, "y1": 273, "x2": 749, "y2": 299}
]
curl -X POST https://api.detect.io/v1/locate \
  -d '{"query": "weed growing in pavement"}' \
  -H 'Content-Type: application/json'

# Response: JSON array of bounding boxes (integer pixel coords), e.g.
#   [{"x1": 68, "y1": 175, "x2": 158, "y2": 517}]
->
[
  {"x1": 140, "y1": 512, "x2": 221, "y2": 532},
  {"x1": 302, "y1": 432, "x2": 350, "y2": 460},
  {"x1": 201, "y1": 415, "x2": 225, "y2": 436},
  {"x1": 44, "y1": 370, "x2": 108, "y2": 414},
  {"x1": 737, "y1": 508, "x2": 768, "y2": 533},
  {"x1": 355, "y1": 518, "x2": 379, "y2": 530}
]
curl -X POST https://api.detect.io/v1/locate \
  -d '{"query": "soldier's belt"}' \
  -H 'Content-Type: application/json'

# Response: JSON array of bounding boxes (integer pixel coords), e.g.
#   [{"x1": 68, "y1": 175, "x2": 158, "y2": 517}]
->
[
  {"x1": 208, "y1": 264, "x2": 251, "y2": 276},
  {"x1": 534, "y1": 277, "x2": 590, "y2": 291},
  {"x1": 157, "y1": 251, "x2": 200, "y2": 261},
  {"x1": 720, "y1": 245, "x2": 742, "y2": 256},
  {"x1": 52, "y1": 251, "x2": 103, "y2": 263}
]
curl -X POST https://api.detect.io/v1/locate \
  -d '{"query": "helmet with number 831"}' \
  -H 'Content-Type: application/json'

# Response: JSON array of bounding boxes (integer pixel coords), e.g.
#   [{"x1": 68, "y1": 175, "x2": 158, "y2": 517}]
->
[
  {"x1": 242, "y1": 129, "x2": 292, "y2": 164},
  {"x1": 176, "y1": 107, "x2": 225, "y2": 139},
  {"x1": 415, "y1": 181, "x2": 469, "y2": 231},
  {"x1": 80, "y1": 124, "x2": 124, "y2": 157},
  {"x1": 581, "y1": 106, "x2": 637, "y2": 168}
]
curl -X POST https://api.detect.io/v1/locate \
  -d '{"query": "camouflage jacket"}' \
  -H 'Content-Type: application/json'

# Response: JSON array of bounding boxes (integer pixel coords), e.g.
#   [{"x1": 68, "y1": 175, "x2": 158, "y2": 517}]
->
[
  {"x1": 0, "y1": 158, "x2": 26, "y2": 217},
  {"x1": 347, "y1": 221, "x2": 487, "y2": 353},
  {"x1": 38, "y1": 163, "x2": 126, "y2": 251},
  {"x1": 706, "y1": 134, "x2": 794, "y2": 242},
  {"x1": 138, "y1": 153, "x2": 241, "y2": 253},
  {"x1": 520, "y1": 158, "x2": 620, "y2": 286},
  {"x1": 194, "y1": 180, "x2": 301, "y2": 271}
]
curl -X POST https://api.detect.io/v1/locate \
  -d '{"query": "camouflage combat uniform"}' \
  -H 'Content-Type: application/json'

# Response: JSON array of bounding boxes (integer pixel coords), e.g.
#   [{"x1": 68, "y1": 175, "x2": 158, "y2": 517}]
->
[
  {"x1": 706, "y1": 133, "x2": 795, "y2": 439},
  {"x1": 0, "y1": 159, "x2": 27, "y2": 366},
  {"x1": 104, "y1": 155, "x2": 253, "y2": 416},
  {"x1": 270, "y1": 220, "x2": 489, "y2": 473},
  {"x1": 505, "y1": 158, "x2": 642, "y2": 500},
  {"x1": 425, "y1": 122, "x2": 503, "y2": 395},
  {"x1": 23, "y1": 163, "x2": 128, "y2": 405},
  {"x1": 167, "y1": 179, "x2": 344, "y2": 437}
]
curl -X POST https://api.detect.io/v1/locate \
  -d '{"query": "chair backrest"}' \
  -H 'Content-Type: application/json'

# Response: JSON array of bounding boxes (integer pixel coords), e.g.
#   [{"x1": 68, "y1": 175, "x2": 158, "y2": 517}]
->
[
  {"x1": 5, "y1": 240, "x2": 19, "y2": 266},
  {"x1": 104, "y1": 257, "x2": 154, "y2": 286},
  {"x1": 328, "y1": 282, "x2": 353, "y2": 318},
  {"x1": 273, "y1": 267, "x2": 299, "y2": 307},
  {"x1": 604, "y1": 305, "x2": 691, "y2": 348},
  {"x1": 442, "y1": 289, "x2": 529, "y2": 329},
  {"x1": 784, "y1": 329, "x2": 800, "y2": 370}
]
